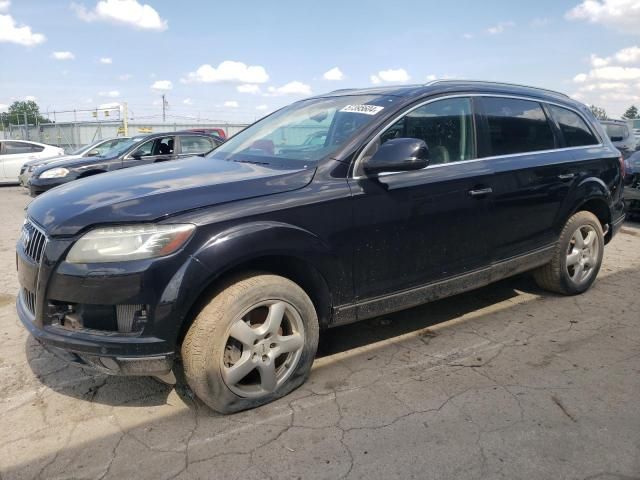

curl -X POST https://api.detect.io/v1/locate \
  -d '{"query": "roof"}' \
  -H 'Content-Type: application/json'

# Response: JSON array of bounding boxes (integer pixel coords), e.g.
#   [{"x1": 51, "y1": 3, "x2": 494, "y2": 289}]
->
[
  {"x1": 320, "y1": 79, "x2": 574, "y2": 104},
  {"x1": 599, "y1": 119, "x2": 628, "y2": 124}
]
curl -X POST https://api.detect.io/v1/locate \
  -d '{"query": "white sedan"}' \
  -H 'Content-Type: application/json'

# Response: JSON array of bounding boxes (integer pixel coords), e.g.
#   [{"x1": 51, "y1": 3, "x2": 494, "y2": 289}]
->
[{"x1": 0, "y1": 140, "x2": 64, "y2": 184}]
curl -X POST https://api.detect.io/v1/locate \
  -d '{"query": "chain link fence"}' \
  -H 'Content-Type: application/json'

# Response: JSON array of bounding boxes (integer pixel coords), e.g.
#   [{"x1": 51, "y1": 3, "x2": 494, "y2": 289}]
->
[
  {"x1": 1, "y1": 105, "x2": 252, "y2": 150},
  {"x1": 4, "y1": 120, "x2": 249, "y2": 152}
]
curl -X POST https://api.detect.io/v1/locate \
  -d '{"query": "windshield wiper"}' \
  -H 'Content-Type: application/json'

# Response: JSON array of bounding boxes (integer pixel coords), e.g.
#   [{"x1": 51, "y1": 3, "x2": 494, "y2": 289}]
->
[{"x1": 232, "y1": 159, "x2": 270, "y2": 165}]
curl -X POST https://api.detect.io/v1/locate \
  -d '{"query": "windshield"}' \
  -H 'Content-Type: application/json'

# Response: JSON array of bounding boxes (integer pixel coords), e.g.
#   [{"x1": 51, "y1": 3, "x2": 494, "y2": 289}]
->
[
  {"x1": 104, "y1": 136, "x2": 146, "y2": 157},
  {"x1": 602, "y1": 123, "x2": 629, "y2": 141},
  {"x1": 69, "y1": 139, "x2": 105, "y2": 156},
  {"x1": 209, "y1": 95, "x2": 400, "y2": 166}
]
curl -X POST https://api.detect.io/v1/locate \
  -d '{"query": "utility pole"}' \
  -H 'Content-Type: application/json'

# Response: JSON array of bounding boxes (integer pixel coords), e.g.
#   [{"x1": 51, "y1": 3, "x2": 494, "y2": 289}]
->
[
  {"x1": 162, "y1": 94, "x2": 167, "y2": 123},
  {"x1": 123, "y1": 102, "x2": 129, "y2": 136},
  {"x1": 24, "y1": 111, "x2": 29, "y2": 140}
]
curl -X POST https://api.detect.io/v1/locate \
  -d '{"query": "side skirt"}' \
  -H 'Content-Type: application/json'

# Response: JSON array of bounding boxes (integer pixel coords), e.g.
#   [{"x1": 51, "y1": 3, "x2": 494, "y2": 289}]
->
[{"x1": 330, "y1": 245, "x2": 555, "y2": 327}]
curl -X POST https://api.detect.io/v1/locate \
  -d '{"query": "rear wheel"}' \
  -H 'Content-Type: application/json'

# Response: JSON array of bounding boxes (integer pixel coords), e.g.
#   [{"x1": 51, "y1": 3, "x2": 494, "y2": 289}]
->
[
  {"x1": 534, "y1": 211, "x2": 604, "y2": 295},
  {"x1": 182, "y1": 273, "x2": 319, "y2": 413}
]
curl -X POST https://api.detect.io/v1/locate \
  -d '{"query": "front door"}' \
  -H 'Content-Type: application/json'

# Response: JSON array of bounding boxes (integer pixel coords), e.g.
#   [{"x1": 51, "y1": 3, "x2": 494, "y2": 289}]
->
[
  {"x1": 122, "y1": 136, "x2": 176, "y2": 169},
  {"x1": 348, "y1": 97, "x2": 494, "y2": 301}
]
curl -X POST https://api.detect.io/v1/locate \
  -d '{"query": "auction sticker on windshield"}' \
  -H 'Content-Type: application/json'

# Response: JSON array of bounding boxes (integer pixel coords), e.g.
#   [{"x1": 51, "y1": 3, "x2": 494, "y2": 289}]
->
[{"x1": 339, "y1": 105, "x2": 384, "y2": 115}]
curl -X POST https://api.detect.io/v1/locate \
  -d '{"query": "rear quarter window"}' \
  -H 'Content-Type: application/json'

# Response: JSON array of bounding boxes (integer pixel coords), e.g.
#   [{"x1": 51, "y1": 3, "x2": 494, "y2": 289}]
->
[
  {"x1": 482, "y1": 97, "x2": 555, "y2": 156},
  {"x1": 548, "y1": 105, "x2": 599, "y2": 147}
]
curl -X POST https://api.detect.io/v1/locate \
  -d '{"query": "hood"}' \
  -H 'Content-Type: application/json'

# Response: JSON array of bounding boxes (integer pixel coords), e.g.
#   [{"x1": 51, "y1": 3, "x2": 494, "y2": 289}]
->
[
  {"x1": 33, "y1": 155, "x2": 106, "y2": 174},
  {"x1": 27, "y1": 154, "x2": 82, "y2": 169},
  {"x1": 27, "y1": 157, "x2": 315, "y2": 236}
]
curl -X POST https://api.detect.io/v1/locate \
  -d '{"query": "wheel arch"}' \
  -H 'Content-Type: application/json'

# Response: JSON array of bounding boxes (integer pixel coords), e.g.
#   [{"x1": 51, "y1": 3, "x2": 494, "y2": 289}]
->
[
  {"x1": 562, "y1": 177, "x2": 614, "y2": 243},
  {"x1": 570, "y1": 196, "x2": 613, "y2": 242},
  {"x1": 175, "y1": 221, "x2": 345, "y2": 344},
  {"x1": 177, "y1": 254, "x2": 334, "y2": 346}
]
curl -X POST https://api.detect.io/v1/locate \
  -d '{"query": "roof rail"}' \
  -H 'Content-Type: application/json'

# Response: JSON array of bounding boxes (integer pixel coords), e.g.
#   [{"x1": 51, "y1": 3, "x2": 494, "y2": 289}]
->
[
  {"x1": 425, "y1": 79, "x2": 570, "y2": 99},
  {"x1": 327, "y1": 88, "x2": 357, "y2": 94}
]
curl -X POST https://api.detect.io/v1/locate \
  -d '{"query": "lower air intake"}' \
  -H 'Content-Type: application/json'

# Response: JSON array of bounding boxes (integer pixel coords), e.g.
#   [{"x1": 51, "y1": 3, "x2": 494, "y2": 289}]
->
[{"x1": 116, "y1": 304, "x2": 144, "y2": 333}]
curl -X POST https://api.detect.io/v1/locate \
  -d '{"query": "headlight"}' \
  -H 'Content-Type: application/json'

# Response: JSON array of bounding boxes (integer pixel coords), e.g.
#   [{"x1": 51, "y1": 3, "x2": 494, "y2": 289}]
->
[
  {"x1": 39, "y1": 167, "x2": 69, "y2": 179},
  {"x1": 66, "y1": 224, "x2": 195, "y2": 263}
]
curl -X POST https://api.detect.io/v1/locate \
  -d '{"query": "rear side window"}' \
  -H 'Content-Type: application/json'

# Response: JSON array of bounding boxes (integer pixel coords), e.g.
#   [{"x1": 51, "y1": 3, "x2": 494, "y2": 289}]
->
[
  {"x1": 548, "y1": 105, "x2": 599, "y2": 147},
  {"x1": 3, "y1": 141, "x2": 44, "y2": 154},
  {"x1": 482, "y1": 97, "x2": 555, "y2": 156},
  {"x1": 180, "y1": 136, "x2": 214, "y2": 154}
]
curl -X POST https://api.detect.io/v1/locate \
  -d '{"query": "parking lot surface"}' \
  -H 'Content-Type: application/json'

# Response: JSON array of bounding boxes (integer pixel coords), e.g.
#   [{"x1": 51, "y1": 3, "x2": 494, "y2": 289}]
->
[{"x1": 0, "y1": 185, "x2": 639, "y2": 480}]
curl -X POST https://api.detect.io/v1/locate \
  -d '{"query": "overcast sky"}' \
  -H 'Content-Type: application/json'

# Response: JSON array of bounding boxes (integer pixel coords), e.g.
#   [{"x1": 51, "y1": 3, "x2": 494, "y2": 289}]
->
[{"x1": 1, "y1": 0, "x2": 640, "y2": 122}]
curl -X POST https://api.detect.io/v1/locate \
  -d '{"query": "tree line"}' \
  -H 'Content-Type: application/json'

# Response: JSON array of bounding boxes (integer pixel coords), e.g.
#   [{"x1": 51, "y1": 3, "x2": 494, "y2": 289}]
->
[
  {"x1": 0, "y1": 101, "x2": 50, "y2": 130},
  {"x1": 590, "y1": 104, "x2": 639, "y2": 121}
]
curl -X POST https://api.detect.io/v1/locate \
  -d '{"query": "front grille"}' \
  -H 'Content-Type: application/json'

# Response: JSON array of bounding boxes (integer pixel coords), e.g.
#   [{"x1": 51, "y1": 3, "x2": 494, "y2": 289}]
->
[
  {"x1": 20, "y1": 220, "x2": 47, "y2": 263},
  {"x1": 22, "y1": 289, "x2": 36, "y2": 316}
]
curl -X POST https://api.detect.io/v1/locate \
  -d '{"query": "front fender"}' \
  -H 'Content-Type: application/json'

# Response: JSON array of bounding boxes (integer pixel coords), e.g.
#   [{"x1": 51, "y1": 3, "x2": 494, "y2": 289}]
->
[
  {"x1": 157, "y1": 221, "x2": 350, "y2": 341},
  {"x1": 193, "y1": 221, "x2": 346, "y2": 288}
]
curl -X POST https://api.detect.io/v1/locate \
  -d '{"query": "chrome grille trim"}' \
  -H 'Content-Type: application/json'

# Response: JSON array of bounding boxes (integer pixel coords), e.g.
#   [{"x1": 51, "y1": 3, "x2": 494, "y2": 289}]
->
[
  {"x1": 21, "y1": 289, "x2": 36, "y2": 317},
  {"x1": 20, "y1": 219, "x2": 47, "y2": 264}
]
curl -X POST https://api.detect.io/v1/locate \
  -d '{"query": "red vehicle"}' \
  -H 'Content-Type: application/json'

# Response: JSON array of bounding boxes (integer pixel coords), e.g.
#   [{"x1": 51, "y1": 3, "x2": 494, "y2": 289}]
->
[{"x1": 187, "y1": 128, "x2": 226, "y2": 140}]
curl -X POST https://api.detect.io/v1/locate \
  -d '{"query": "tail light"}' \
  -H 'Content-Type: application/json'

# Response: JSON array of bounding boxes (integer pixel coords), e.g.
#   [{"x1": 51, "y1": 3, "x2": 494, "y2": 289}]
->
[{"x1": 619, "y1": 155, "x2": 625, "y2": 178}]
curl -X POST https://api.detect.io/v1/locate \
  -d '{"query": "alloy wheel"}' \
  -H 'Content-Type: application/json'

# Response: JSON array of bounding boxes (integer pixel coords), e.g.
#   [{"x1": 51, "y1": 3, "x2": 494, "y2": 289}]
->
[
  {"x1": 565, "y1": 225, "x2": 600, "y2": 286},
  {"x1": 221, "y1": 300, "x2": 305, "y2": 398}
]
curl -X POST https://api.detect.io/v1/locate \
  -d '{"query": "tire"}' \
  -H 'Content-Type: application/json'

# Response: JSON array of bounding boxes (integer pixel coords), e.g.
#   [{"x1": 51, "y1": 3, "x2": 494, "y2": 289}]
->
[
  {"x1": 182, "y1": 272, "x2": 319, "y2": 414},
  {"x1": 533, "y1": 211, "x2": 604, "y2": 295}
]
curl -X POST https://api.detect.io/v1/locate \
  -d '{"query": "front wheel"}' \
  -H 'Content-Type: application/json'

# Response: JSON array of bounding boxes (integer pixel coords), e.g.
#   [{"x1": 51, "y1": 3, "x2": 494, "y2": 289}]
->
[
  {"x1": 533, "y1": 211, "x2": 604, "y2": 295},
  {"x1": 182, "y1": 273, "x2": 319, "y2": 413}
]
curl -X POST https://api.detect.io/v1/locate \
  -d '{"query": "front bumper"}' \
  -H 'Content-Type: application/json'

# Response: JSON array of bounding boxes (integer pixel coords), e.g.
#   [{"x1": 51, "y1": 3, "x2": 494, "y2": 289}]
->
[
  {"x1": 17, "y1": 287, "x2": 175, "y2": 375},
  {"x1": 16, "y1": 224, "x2": 212, "y2": 376},
  {"x1": 28, "y1": 178, "x2": 65, "y2": 196}
]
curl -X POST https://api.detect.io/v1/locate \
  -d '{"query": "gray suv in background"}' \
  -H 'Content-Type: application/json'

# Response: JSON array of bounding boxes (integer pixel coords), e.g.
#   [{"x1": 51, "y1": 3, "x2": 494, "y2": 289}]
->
[{"x1": 600, "y1": 120, "x2": 637, "y2": 158}]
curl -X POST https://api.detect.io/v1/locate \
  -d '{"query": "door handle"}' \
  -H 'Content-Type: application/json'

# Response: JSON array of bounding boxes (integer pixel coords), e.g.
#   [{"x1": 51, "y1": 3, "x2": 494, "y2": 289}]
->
[
  {"x1": 558, "y1": 173, "x2": 576, "y2": 180},
  {"x1": 468, "y1": 187, "x2": 493, "y2": 197}
]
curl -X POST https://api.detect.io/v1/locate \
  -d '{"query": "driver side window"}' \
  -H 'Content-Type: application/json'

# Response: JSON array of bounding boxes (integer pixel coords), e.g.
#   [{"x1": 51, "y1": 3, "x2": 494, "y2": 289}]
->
[
  {"x1": 132, "y1": 139, "x2": 155, "y2": 158},
  {"x1": 360, "y1": 97, "x2": 476, "y2": 172}
]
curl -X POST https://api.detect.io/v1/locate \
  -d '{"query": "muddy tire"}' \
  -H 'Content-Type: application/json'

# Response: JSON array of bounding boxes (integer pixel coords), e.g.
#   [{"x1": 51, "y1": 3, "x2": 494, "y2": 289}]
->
[
  {"x1": 533, "y1": 211, "x2": 604, "y2": 295},
  {"x1": 182, "y1": 272, "x2": 319, "y2": 414}
]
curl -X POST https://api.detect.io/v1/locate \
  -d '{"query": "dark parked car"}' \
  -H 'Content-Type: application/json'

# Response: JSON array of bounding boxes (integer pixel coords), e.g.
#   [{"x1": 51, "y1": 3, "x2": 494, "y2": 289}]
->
[
  {"x1": 600, "y1": 120, "x2": 636, "y2": 158},
  {"x1": 19, "y1": 136, "x2": 132, "y2": 186},
  {"x1": 28, "y1": 132, "x2": 222, "y2": 196},
  {"x1": 624, "y1": 151, "x2": 640, "y2": 216},
  {"x1": 16, "y1": 80, "x2": 625, "y2": 413}
]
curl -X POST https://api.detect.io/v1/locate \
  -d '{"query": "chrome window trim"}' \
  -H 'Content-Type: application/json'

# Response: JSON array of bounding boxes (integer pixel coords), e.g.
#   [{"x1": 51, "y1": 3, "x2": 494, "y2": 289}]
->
[{"x1": 351, "y1": 93, "x2": 604, "y2": 179}]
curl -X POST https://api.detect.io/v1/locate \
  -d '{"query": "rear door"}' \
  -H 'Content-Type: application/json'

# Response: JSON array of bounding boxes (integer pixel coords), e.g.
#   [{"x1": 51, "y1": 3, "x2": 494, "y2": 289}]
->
[
  {"x1": 477, "y1": 96, "x2": 598, "y2": 260},
  {"x1": 175, "y1": 135, "x2": 216, "y2": 158}
]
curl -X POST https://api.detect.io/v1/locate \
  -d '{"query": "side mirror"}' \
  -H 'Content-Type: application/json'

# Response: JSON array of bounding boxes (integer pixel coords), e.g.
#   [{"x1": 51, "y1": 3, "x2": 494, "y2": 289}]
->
[
  {"x1": 363, "y1": 138, "x2": 429, "y2": 175},
  {"x1": 86, "y1": 149, "x2": 100, "y2": 157},
  {"x1": 131, "y1": 152, "x2": 142, "y2": 160}
]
